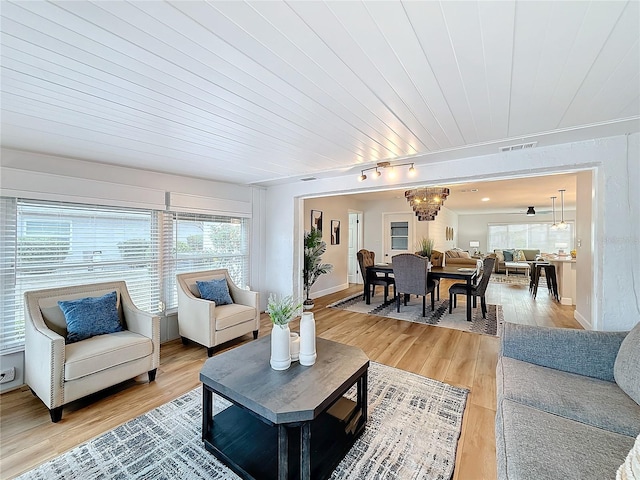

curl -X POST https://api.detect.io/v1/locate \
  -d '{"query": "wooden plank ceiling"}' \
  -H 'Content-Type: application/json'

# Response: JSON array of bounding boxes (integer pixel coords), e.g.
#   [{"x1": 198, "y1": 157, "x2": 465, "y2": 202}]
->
[{"x1": 1, "y1": 0, "x2": 638, "y2": 185}]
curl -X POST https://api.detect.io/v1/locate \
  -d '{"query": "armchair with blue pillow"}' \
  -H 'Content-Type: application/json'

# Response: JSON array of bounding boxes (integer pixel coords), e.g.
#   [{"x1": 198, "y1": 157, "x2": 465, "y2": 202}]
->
[
  {"x1": 24, "y1": 281, "x2": 160, "y2": 422},
  {"x1": 176, "y1": 269, "x2": 260, "y2": 357}
]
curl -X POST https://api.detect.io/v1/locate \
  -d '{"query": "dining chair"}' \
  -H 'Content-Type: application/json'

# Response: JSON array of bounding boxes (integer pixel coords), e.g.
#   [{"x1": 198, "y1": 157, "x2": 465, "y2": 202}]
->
[
  {"x1": 391, "y1": 253, "x2": 436, "y2": 317},
  {"x1": 357, "y1": 249, "x2": 395, "y2": 303},
  {"x1": 449, "y1": 257, "x2": 496, "y2": 319}
]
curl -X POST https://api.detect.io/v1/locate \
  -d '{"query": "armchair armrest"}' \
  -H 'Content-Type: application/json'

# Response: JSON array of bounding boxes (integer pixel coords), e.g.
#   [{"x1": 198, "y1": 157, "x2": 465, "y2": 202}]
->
[
  {"x1": 229, "y1": 285, "x2": 259, "y2": 309},
  {"x1": 500, "y1": 322, "x2": 628, "y2": 381},
  {"x1": 122, "y1": 301, "x2": 161, "y2": 369},
  {"x1": 24, "y1": 310, "x2": 65, "y2": 409}
]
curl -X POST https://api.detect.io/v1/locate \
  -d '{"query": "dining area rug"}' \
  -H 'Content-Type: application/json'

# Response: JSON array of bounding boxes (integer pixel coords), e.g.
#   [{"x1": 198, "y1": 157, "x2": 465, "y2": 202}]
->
[
  {"x1": 16, "y1": 362, "x2": 469, "y2": 480},
  {"x1": 328, "y1": 293, "x2": 502, "y2": 336}
]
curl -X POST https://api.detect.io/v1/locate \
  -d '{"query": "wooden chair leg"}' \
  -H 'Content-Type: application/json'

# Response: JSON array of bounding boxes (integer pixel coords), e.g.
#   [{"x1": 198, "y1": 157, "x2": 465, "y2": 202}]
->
[
  {"x1": 422, "y1": 295, "x2": 426, "y2": 317},
  {"x1": 396, "y1": 293, "x2": 401, "y2": 312},
  {"x1": 253, "y1": 330, "x2": 259, "y2": 339},
  {"x1": 449, "y1": 293, "x2": 453, "y2": 313},
  {"x1": 148, "y1": 368, "x2": 157, "y2": 382},
  {"x1": 431, "y1": 290, "x2": 435, "y2": 311},
  {"x1": 49, "y1": 407, "x2": 63, "y2": 423},
  {"x1": 481, "y1": 297, "x2": 487, "y2": 318}
]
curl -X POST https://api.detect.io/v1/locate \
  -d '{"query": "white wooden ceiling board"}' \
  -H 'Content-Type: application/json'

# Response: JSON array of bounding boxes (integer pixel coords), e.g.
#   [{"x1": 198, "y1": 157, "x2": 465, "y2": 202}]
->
[
  {"x1": 592, "y1": 61, "x2": 640, "y2": 118},
  {"x1": 513, "y1": 2, "x2": 591, "y2": 135},
  {"x1": 12, "y1": 2, "x2": 356, "y2": 165},
  {"x1": 1, "y1": 52, "x2": 338, "y2": 167},
  {"x1": 327, "y1": 1, "x2": 439, "y2": 153},
  {"x1": 477, "y1": 1, "x2": 515, "y2": 140},
  {"x1": 560, "y1": 2, "x2": 640, "y2": 126},
  {"x1": 368, "y1": 1, "x2": 463, "y2": 149},
  {"x1": 440, "y1": 2, "x2": 492, "y2": 142},
  {"x1": 189, "y1": 1, "x2": 382, "y2": 160},
  {"x1": 242, "y1": 1, "x2": 404, "y2": 161},
  {"x1": 286, "y1": 0, "x2": 423, "y2": 157},
  {"x1": 403, "y1": 1, "x2": 478, "y2": 144},
  {"x1": 508, "y1": 1, "x2": 555, "y2": 137},
  {"x1": 618, "y1": 92, "x2": 640, "y2": 118},
  {"x1": 249, "y1": 2, "x2": 426, "y2": 161},
  {"x1": 0, "y1": 120, "x2": 271, "y2": 183},
  {"x1": 547, "y1": 1, "x2": 629, "y2": 130}
]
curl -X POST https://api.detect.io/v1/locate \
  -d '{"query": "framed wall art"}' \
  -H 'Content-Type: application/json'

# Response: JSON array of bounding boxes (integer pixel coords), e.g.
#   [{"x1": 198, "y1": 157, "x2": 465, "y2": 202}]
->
[
  {"x1": 311, "y1": 210, "x2": 323, "y2": 234},
  {"x1": 331, "y1": 220, "x2": 340, "y2": 245}
]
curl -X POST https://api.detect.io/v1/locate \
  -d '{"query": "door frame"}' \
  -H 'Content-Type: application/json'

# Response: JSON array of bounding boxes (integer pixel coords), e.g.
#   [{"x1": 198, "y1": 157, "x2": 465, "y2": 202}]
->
[{"x1": 348, "y1": 210, "x2": 363, "y2": 284}]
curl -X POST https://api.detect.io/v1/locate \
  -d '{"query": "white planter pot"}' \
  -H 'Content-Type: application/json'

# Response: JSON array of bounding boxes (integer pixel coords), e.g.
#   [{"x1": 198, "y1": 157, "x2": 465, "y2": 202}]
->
[
  {"x1": 290, "y1": 332, "x2": 300, "y2": 361},
  {"x1": 270, "y1": 324, "x2": 291, "y2": 370},
  {"x1": 299, "y1": 312, "x2": 317, "y2": 366},
  {"x1": 303, "y1": 301, "x2": 314, "y2": 310}
]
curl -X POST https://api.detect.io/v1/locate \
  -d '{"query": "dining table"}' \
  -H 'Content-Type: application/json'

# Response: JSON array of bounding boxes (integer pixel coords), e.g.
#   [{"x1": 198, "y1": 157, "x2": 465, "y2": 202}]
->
[{"x1": 366, "y1": 263, "x2": 479, "y2": 322}]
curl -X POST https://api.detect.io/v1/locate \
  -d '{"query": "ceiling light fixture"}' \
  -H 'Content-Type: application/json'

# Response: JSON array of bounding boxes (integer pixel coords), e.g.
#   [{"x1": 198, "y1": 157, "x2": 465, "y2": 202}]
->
[
  {"x1": 558, "y1": 189, "x2": 568, "y2": 229},
  {"x1": 550, "y1": 196, "x2": 558, "y2": 230},
  {"x1": 356, "y1": 161, "x2": 416, "y2": 181},
  {"x1": 405, "y1": 187, "x2": 450, "y2": 221},
  {"x1": 481, "y1": 197, "x2": 490, "y2": 202},
  {"x1": 526, "y1": 206, "x2": 536, "y2": 216}
]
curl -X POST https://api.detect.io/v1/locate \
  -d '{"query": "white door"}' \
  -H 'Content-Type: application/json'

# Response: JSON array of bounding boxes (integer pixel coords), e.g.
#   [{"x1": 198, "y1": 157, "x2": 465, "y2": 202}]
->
[
  {"x1": 348, "y1": 212, "x2": 362, "y2": 283},
  {"x1": 383, "y1": 213, "x2": 413, "y2": 262}
]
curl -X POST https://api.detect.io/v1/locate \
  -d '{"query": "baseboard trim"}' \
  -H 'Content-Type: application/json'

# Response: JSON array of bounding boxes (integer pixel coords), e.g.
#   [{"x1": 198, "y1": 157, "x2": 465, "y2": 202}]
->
[
  {"x1": 311, "y1": 283, "x2": 349, "y2": 299},
  {"x1": 574, "y1": 310, "x2": 592, "y2": 330}
]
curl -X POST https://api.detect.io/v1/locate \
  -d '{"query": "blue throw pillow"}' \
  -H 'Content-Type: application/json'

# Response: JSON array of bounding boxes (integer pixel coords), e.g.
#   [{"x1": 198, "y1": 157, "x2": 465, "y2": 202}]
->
[
  {"x1": 58, "y1": 291, "x2": 123, "y2": 344},
  {"x1": 503, "y1": 250, "x2": 514, "y2": 262},
  {"x1": 196, "y1": 279, "x2": 233, "y2": 305}
]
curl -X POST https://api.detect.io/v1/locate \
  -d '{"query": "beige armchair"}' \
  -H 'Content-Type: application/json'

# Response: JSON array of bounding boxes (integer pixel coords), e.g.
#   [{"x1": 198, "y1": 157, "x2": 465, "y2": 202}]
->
[
  {"x1": 24, "y1": 281, "x2": 160, "y2": 423},
  {"x1": 176, "y1": 269, "x2": 259, "y2": 357}
]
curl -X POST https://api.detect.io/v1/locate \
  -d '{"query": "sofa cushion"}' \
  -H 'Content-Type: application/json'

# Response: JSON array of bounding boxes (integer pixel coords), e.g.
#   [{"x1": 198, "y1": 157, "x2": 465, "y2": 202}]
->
[
  {"x1": 615, "y1": 322, "x2": 640, "y2": 405},
  {"x1": 522, "y1": 249, "x2": 540, "y2": 261},
  {"x1": 64, "y1": 330, "x2": 152, "y2": 381},
  {"x1": 58, "y1": 291, "x2": 123, "y2": 344},
  {"x1": 498, "y1": 357, "x2": 640, "y2": 437},
  {"x1": 513, "y1": 249, "x2": 526, "y2": 261},
  {"x1": 494, "y1": 250, "x2": 505, "y2": 263},
  {"x1": 617, "y1": 434, "x2": 640, "y2": 480},
  {"x1": 496, "y1": 399, "x2": 635, "y2": 480},
  {"x1": 196, "y1": 278, "x2": 233, "y2": 305},
  {"x1": 502, "y1": 250, "x2": 514, "y2": 261},
  {"x1": 215, "y1": 304, "x2": 256, "y2": 330}
]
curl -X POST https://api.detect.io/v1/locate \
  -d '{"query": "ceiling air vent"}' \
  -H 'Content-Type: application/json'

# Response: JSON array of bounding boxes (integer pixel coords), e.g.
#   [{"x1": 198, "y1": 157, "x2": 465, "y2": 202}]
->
[
  {"x1": 300, "y1": 177, "x2": 317, "y2": 181},
  {"x1": 500, "y1": 141, "x2": 537, "y2": 152}
]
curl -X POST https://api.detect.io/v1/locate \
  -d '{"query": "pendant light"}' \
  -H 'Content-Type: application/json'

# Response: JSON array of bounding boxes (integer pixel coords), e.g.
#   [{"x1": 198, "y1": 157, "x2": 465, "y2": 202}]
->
[
  {"x1": 558, "y1": 189, "x2": 567, "y2": 230},
  {"x1": 550, "y1": 196, "x2": 558, "y2": 230}
]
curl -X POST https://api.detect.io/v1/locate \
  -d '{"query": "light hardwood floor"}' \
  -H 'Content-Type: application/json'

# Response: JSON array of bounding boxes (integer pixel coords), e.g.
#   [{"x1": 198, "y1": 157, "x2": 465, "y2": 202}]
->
[{"x1": 0, "y1": 278, "x2": 580, "y2": 479}]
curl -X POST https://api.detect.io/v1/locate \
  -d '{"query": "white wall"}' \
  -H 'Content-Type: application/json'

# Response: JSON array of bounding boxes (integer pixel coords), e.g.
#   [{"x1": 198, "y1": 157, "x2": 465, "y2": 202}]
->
[
  {"x1": 575, "y1": 170, "x2": 594, "y2": 328},
  {"x1": 266, "y1": 134, "x2": 640, "y2": 332}
]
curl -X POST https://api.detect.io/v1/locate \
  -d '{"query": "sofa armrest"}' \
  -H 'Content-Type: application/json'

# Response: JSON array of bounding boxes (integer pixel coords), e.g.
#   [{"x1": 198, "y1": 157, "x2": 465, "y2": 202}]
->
[{"x1": 500, "y1": 322, "x2": 628, "y2": 381}]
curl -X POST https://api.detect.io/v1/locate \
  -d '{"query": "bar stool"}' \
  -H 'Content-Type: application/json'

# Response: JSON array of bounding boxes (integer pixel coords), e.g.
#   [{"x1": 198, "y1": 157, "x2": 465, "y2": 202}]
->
[{"x1": 532, "y1": 263, "x2": 559, "y2": 300}]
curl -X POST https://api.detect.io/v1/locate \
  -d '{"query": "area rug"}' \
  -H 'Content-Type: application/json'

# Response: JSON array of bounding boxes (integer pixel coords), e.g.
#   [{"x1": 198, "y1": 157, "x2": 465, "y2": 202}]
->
[
  {"x1": 18, "y1": 362, "x2": 468, "y2": 480},
  {"x1": 489, "y1": 273, "x2": 530, "y2": 286},
  {"x1": 328, "y1": 293, "x2": 502, "y2": 336}
]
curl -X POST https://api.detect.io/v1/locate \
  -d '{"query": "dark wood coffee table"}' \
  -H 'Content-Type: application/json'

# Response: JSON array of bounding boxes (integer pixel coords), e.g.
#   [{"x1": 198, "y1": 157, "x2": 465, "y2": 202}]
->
[{"x1": 200, "y1": 336, "x2": 369, "y2": 480}]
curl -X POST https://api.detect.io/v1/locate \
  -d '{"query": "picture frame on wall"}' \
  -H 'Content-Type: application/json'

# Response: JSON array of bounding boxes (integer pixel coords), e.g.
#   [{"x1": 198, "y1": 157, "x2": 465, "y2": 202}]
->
[
  {"x1": 331, "y1": 220, "x2": 340, "y2": 245},
  {"x1": 311, "y1": 210, "x2": 323, "y2": 234}
]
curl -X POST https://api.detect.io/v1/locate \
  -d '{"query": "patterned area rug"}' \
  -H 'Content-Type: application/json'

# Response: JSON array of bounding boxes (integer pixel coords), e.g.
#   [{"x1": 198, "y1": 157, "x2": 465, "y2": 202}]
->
[
  {"x1": 328, "y1": 293, "x2": 502, "y2": 336},
  {"x1": 489, "y1": 273, "x2": 530, "y2": 286},
  {"x1": 18, "y1": 363, "x2": 468, "y2": 480}
]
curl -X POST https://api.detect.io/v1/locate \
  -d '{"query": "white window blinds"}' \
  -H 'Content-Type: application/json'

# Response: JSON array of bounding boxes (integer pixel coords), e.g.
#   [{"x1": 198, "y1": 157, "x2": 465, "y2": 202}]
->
[
  {"x1": 163, "y1": 212, "x2": 250, "y2": 311},
  {"x1": 0, "y1": 198, "x2": 162, "y2": 354}
]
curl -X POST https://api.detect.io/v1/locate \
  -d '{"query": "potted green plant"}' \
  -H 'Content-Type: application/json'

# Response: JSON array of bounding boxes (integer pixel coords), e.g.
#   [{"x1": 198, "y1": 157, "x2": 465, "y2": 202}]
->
[
  {"x1": 266, "y1": 294, "x2": 302, "y2": 370},
  {"x1": 416, "y1": 237, "x2": 435, "y2": 259},
  {"x1": 303, "y1": 227, "x2": 333, "y2": 309}
]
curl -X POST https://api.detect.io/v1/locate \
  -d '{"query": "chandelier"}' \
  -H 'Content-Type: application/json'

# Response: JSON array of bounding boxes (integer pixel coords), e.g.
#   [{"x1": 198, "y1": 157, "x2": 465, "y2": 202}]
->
[{"x1": 405, "y1": 187, "x2": 450, "y2": 221}]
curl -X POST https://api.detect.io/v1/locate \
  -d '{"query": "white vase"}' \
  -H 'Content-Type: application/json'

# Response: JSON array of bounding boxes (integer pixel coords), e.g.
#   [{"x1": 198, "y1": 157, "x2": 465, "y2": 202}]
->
[
  {"x1": 270, "y1": 324, "x2": 291, "y2": 370},
  {"x1": 299, "y1": 312, "x2": 317, "y2": 366},
  {"x1": 290, "y1": 332, "x2": 300, "y2": 361}
]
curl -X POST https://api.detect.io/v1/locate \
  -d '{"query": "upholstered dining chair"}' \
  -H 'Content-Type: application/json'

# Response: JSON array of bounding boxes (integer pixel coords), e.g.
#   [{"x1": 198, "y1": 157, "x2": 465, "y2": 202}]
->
[
  {"x1": 24, "y1": 281, "x2": 160, "y2": 422},
  {"x1": 391, "y1": 253, "x2": 437, "y2": 317},
  {"x1": 176, "y1": 269, "x2": 259, "y2": 357},
  {"x1": 357, "y1": 249, "x2": 395, "y2": 303},
  {"x1": 449, "y1": 257, "x2": 496, "y2": 318}
]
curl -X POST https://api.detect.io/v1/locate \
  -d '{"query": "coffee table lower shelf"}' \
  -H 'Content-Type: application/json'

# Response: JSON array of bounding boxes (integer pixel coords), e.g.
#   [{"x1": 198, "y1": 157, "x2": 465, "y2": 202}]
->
[{"x1": 204, "y1": 399, "x2": 365, "y2": 480}]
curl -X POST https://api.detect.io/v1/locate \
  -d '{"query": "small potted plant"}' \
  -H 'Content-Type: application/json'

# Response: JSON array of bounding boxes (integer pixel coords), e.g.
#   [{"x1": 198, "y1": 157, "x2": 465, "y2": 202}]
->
[
  {"x1": 303, "y1": 227, "x2": 333, "y2": 310},
  {"x1": 266, "y1": 294, "x2": 302, "y2": 370},
  {"x1": 416, "y1": 237, "x2": 435, "y2": 259}
]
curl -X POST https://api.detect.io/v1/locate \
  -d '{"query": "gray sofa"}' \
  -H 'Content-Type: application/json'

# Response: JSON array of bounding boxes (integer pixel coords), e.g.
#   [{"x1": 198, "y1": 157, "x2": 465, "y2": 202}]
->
[
  {"x1": 493, "y1": 248, "x2": 540, "y2": 273},
  {"x1": 496, "y1": 322, "x2": 640, "y2": 480}
]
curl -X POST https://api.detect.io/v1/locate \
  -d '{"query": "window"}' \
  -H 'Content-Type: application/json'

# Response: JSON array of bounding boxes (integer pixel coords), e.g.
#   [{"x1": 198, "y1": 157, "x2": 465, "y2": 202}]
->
[
  {"x1": 163, "y1": 212, "x2": 249, "y2": 310},
  {"x1": 487, "y1": 222, "x2": 574, "y2": 254},
  {"x1": 390, "y1": 221, "x2": 409, "y2": 250},
  {"x1": 0, "y1": 198, "x2": 251, "y2": 354}
]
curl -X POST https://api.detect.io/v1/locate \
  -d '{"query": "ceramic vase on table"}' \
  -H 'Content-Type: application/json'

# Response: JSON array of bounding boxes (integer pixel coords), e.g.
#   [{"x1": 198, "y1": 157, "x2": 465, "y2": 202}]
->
[
  {"x1": 270, "y1": 324, "x2": 291, "y2": 370},
  {"x1": 299, "y1": 312, "x2": 317, "y2": 366}
]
